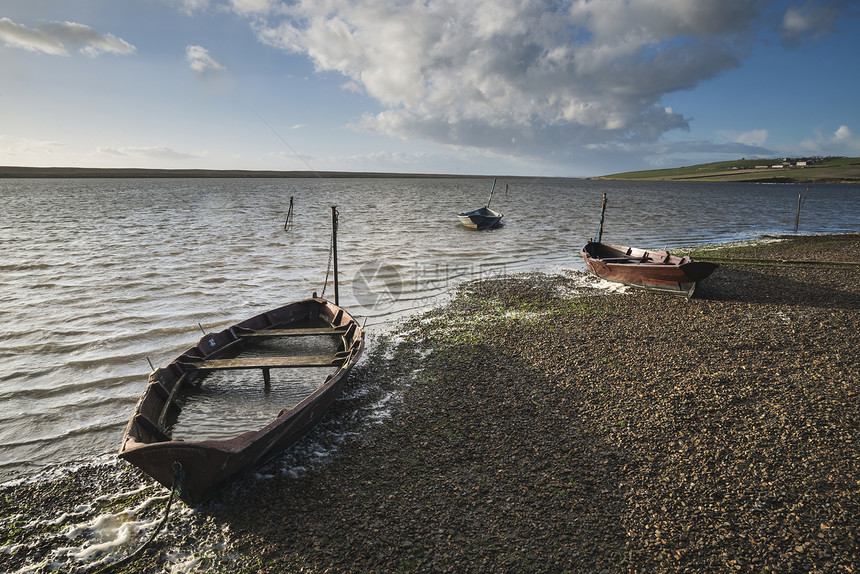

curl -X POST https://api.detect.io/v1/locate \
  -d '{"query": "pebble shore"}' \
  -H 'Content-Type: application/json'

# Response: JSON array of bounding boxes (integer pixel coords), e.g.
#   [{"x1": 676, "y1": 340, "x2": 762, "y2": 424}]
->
[{"x1": 3, "y1": 234, "x2": 858, "y2": 573}]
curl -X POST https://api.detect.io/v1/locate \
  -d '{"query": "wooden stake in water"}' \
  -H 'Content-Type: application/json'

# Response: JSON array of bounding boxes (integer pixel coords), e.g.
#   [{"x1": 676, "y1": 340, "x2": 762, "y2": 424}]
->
[
  {"x1": 331, "y1": 205, "x2": 339, "y2": 307},
  {"x1": 794, "y1": 193, "x2": 802, "y2": 233},
  {"x1": 284, "y1": 196, "x2": 294, "y2": 231},
  {"x1": 597, "y1": 193, "x2": 607, "y2": 243}
]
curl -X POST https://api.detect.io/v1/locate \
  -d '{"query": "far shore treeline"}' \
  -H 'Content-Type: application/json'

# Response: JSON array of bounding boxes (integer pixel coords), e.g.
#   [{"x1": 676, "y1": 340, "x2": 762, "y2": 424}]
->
[{"x1": 1, "y1": 156, "x2": 858, "y2": 183}]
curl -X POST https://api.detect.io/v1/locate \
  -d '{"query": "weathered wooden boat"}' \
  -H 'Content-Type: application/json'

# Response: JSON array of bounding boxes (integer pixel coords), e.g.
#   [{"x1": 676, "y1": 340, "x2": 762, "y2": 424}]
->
[
  {"x1": 581, "y1": 194, "x2": 717, "y2": 297},
  {"x1": 458, "y1": 178, "x2": 503, "y2": 229},
  {"x1": 581, "y1": 241, "x2": 719, "y2": 297},
  {"x1": 118, "y1": 295, "x2": 364, "y2": 505}
]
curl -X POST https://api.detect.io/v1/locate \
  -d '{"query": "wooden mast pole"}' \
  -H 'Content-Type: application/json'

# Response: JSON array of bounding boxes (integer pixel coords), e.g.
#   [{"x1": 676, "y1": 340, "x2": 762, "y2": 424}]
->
[
  {"x1": 597, "y1": 193, "x2": 607, "y2": 243},
  {"x1": 486, "y1": 178, "x2": 497, "y2": 209},
  {"x1": 331, "y1": 206, "x2": 339, "y2": 306}
]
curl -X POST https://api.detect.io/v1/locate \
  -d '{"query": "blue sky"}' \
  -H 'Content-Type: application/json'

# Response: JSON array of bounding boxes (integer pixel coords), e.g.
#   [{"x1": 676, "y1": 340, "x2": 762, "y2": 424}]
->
[{"x1": 1, "y1": 0, "x2": 858, "y2": 177}]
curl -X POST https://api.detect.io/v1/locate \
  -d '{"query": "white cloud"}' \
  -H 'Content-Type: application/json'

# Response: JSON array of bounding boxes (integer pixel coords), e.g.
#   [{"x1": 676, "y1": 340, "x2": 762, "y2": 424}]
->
[
  {"x1": 186, "y1": 45, "x2": 226, "y2": 72},
  {"x1": 43, "y1": 21, "x2": 136, "y2": 57},
  {"x1": 0, "y1": 137, "x2": 67, "y2": 158},
  {"x1": 170, "y1": 0, "x2": 212, "y2": 15},
  {"x1": 718, "y1": 129, "x2": 769, "y2": 147},
  {"x1": 229, "y1": 0, "x2": 276, "y2": 16},
  {"x1": 780, "y1": 0, "x2": 841, "y2": 46},
  {"x1": 172, "y1": 0, "x2": 274, "y2": 16},
  {"x1": 834, "y1": 125, "x2": 853, "y2": 141},
  {"x1": 97, "y1": 145, "x2": 198, "y2": 160},
  {"x1": 0, "y1": 17, "x2": 66, "y2": 55},
  {"x1": 798, "y1": 125, "x2": 860, "y2": 155},
  {"x1": 253, "y1": 0, "x2": 770, "y2": 157},
  {"x1": 0, "y1": 17, "x2": 135, "y2": 57},
  {"x1": 828, "y1": 125, "x2": 860, "y2": 152}
]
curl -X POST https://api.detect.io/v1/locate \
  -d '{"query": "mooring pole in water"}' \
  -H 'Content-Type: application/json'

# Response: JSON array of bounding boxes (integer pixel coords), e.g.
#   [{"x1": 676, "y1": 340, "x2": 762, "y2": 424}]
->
[
  {"x1": 794, "y1": 185, "x2": 810, "y2": 233},
  {"x1": 597, "y1": 193, "x2": 607, "y2": 243},
  {"x1": 284, "y1": 196, "x2": 294, "y2": 231},
  {"x1": 794, "y1": 193, "x2": 802, "y2": 233},
  {"x1": 331, "y1": 205, "x2": 339, "y2": 307}
]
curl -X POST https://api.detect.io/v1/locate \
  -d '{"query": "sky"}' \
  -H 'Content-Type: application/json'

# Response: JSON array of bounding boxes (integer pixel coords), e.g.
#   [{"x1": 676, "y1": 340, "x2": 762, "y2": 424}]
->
[{"x1": 1, "y1": 0, "x2": 859, "y2": 178}]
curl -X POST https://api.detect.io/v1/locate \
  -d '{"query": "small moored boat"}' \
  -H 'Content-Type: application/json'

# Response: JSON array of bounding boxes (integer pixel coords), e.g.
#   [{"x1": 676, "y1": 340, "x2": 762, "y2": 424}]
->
[
  {"x1": 581, "y1": 193, "x2": 718, "y2": 297},
  {"x1": 581, "y1": 241, "x2": 719, "y2": 297},
  {"x1": 458, "y1": 206, "x2": 503, "y2": 230},
  {"x1": 118, "y1": 296, "x2": 364, "y2": 506},
  {"x1": 458, "y1": 179, "x2": 503, "y2": 229}
]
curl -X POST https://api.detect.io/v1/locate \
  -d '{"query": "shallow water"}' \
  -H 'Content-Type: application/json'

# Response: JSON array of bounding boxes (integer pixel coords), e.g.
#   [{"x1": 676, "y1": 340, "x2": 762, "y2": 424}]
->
[{"x1": 0, "y1": 176, "x2": 857, "y2": 480}]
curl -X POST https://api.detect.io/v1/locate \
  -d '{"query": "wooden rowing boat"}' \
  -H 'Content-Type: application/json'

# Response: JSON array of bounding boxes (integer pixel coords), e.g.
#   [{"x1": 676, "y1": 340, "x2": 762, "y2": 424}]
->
[
  {"x1": 581, "y1": 193, "x2": 717, "y2": 297},
  {"x1": 118, "y1": 296, "x2": 364, "y2": 506},
  {"x1": 581, "y1": 241, "x2": 719, "y2": 297}
]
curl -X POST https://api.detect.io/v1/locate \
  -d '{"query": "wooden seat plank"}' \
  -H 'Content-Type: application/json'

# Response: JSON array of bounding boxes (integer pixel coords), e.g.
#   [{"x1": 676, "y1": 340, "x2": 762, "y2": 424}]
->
[
  {"x1": 237, "y1": 326, "x2": 348, "y2": 337},
  {"x1": 180, "y1": 355, "x2": 342, "y2": 370}
]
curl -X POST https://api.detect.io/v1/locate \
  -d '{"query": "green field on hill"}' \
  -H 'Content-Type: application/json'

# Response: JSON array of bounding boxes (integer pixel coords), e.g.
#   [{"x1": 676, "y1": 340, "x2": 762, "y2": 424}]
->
[{"x1": 598, "y1": 156, "x2": 860, "y2": 183}]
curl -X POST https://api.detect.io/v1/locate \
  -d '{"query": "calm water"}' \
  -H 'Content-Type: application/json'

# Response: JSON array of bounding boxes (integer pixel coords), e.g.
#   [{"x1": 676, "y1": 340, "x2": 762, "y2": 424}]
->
[{"x1": 1, "y1": 177, "x2": 858, "y2": 480}]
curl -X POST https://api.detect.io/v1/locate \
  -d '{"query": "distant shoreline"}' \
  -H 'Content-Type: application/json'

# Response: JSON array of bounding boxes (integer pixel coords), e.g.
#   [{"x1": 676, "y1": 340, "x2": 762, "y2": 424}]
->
[
  {"x1": 3, "y1": 164, "x2": 856, "y2": 183},
  {"x1": 0, "y1": 166, "x2": 552, "y2": 179},
  {"x1": 593, "y1": 175, "x2": 856, "y2": 184}
]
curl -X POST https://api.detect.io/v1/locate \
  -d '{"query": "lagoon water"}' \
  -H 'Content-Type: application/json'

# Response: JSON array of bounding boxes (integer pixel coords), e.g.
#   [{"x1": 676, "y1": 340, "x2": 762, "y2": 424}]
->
[{"x1": 1, "y1": 176, "x2": 858, "y2": 482}]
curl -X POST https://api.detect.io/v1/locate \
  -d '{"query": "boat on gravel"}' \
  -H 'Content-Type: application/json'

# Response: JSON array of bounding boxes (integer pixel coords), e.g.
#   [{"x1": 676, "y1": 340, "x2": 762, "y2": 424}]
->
[
  {"x1": 581, "y1": 241, "x2": 719, "y2": 297},
  {"x1": 118, "y1": 296, "x2": 364, "y2": 505},
  {"x1": 581, "y1": 193, "x2": 718, "y2": 297},
  {"x1": 458, "y1": 178, "x2": 503, "y2": 229}
]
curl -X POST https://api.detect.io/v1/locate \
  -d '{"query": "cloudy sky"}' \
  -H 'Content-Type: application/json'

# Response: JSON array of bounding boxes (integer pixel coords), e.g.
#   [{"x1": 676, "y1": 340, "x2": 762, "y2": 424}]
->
[{"x1": 1, "y1": 0, "x2": 858, "y2": 177}]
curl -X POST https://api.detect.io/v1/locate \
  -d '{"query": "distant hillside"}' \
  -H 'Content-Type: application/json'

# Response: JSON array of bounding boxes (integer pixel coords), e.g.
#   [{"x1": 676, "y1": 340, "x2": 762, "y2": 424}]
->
[{"x1": 597, "y1": 156, "x2": 860, "y2": 184}]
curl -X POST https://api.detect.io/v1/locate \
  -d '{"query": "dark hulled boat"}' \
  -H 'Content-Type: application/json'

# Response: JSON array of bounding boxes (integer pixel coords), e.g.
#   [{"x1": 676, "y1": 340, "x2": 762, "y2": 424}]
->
[
  {"x1": 457, "y1": 206, "x2": 503, "y2": 229},
  {"x1": 458, "y1": 178, "x2": 503, "y2": 229},
  {"x1": 118, "y1": 297, "x2": 364, "y2": 506}
]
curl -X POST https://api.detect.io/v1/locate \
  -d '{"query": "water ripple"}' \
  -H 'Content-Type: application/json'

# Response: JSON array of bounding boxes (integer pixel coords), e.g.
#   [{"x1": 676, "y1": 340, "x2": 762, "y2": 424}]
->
[{"x1": 1, "y1": 177, "x2": 857, "y2": 480}]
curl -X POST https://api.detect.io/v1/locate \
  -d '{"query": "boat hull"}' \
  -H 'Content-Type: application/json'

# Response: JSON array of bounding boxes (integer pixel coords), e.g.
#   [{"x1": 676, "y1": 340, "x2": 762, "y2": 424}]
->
[
  {"x1": 118, "y1": 297, "x2": 364, "y2": 506},
  {"x1": 458, "y1": 207, "x2": 503, "y2": 229},
  {"x1": 581, "y1": 241, "x2": 718, "y2": 297}
]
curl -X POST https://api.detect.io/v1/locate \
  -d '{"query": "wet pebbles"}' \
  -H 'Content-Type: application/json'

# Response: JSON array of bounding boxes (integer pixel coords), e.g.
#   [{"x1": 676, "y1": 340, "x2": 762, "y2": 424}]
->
[
  {"x1": 3, "y1": 234, "x2": 858, "y2": 573},
  {"x1": 219, "y1": 234, "x2": 859, "y2": 573}
]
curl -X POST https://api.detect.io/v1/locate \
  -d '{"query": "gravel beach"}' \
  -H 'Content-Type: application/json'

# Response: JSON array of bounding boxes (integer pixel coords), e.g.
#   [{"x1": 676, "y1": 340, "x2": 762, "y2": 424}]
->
[{"x1": 3, "y1": 234, "x2": 858, "y2": 573}]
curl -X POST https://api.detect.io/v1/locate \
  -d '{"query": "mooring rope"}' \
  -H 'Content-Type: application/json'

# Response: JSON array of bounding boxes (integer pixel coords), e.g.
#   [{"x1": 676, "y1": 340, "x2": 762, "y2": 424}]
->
[
  {"x1": 95, "y1": 461, "x2": 185, "y2": 573},
  {"x1": 694, "y1": 256, "x2": 860, "y2": 269}
]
